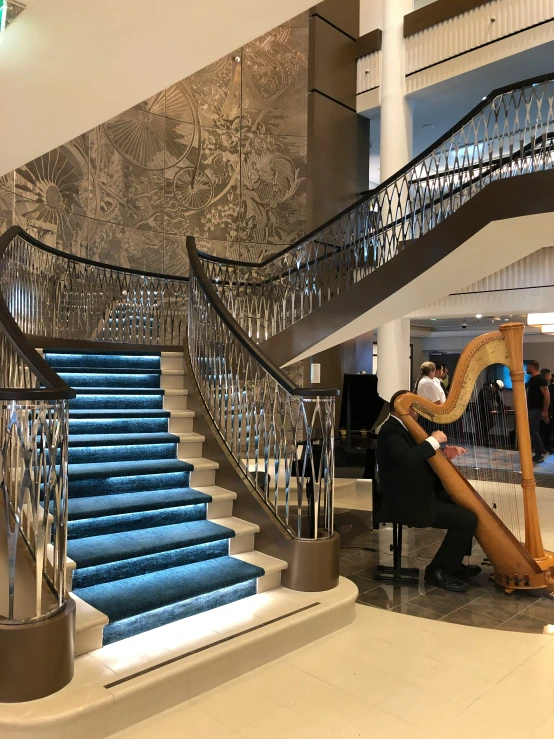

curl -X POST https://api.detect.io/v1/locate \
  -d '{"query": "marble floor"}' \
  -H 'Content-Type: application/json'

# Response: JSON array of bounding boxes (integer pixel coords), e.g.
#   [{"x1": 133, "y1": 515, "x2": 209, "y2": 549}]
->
[
  {"x1": 338, "y1": 519, "x2": 554, "y2": 633},
  {"x1": 110, "y1": 602, "x2": 554, "y2": 738}
]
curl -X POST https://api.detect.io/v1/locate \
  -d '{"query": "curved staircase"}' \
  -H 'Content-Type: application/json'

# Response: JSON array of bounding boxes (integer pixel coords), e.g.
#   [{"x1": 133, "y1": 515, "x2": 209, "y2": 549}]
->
[{"x1": 43, "y1": 349, "x2": 287, "y2": 648}]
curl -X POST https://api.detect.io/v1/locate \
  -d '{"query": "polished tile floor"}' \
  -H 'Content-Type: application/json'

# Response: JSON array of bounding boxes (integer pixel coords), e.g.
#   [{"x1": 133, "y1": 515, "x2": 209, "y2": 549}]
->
[
  {"x1": 111, "y1": 603, "x2": 554, "y2": 738},
  {"x1": 337, "y1": 516, "x2": 554, "y2": 633}
]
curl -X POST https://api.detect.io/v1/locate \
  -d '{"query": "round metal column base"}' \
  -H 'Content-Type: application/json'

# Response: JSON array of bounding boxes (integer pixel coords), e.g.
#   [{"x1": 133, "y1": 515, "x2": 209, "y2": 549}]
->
[{"x1": 0, "y1": 598, "x2": 75, "y2": 703}]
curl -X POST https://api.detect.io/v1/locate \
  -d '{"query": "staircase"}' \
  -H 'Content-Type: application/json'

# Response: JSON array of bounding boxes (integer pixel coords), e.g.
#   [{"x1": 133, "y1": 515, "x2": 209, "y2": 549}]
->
[{"x1": 44, "y1": 349, "x2": 287, "y2": 647}]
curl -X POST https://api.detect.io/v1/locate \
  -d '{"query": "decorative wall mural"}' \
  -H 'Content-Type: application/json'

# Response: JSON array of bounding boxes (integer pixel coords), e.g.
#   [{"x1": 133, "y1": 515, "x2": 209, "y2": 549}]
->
[{"x1": 2, "y1": 12, "x2": 308, "y2": 274}]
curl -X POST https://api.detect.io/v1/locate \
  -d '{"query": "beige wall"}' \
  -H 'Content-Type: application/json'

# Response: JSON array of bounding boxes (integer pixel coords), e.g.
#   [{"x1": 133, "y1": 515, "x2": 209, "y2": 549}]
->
[{"x1": 0, "y1": 12, "x2": 309, "y2": 276}]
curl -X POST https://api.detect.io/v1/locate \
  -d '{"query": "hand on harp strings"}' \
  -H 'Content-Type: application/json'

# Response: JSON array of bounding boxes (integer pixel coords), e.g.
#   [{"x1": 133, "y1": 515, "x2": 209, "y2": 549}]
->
[{"x1": 443, "y1": 445, "x2": 468, "y2": 461}]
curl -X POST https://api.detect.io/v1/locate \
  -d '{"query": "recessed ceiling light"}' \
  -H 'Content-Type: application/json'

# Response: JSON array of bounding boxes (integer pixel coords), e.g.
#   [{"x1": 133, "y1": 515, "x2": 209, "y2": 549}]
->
[
  {"x1": 430, "y1": 318, "x2": 437, "y2": 321},
  {"x1": 476, "y1": 314, "x2": 482, "y2": 319}
]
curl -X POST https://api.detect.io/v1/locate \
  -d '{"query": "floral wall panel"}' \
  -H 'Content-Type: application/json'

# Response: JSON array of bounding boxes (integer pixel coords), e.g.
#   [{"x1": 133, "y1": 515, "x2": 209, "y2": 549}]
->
[
  {"x1": 164, "y1": 123, "x2": 241, "y2": 242},
  {"x1": 88, "y1": 113, "x2": 166, "y2": 232},
  {"x1": 242, "y1": 26, "x2": 308, "y2": 138},
  {"x1": 2, "y1": 16, "x2": 308, "y2": 272},
  {"x1": 240, "y1": 132, "x2": 306, "y2": 246}
]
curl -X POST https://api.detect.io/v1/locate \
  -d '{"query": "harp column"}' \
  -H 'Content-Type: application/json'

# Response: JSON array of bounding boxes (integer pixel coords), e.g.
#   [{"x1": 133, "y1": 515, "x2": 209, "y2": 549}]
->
[{"x1": 377, "y1": 0, "x2": 413, "y2": 403}]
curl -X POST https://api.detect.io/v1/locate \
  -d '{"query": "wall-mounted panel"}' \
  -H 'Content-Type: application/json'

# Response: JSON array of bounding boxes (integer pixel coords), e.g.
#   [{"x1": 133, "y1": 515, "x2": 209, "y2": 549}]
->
[
  {"x1": 406, "y1": 0, "x2": 554, "y2": 75},
  {"x1": 307, "y1": 92, "x2": 369, "y2": 230},
  {"x1": 310, "y1": 0, "x2": 360, "y2": 38},
  {"x1": 309, "y1": 16, "x2": 357, "y2": 109}
]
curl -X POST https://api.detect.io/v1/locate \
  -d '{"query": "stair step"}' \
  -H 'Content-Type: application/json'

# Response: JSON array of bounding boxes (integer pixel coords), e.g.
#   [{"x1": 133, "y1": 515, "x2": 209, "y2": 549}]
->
[
  {"x1": 68, "y1": 519, "x2": 233, "y2": 567},
  {"x1": 66, "y1": 458, "x2": 194, "y2": 497},
  {"x1": 66, "y1": 487, "x2": 212, "y2": 521},
  {"x1": 62, "y1": 433, "x2": 204, "y2": 466},
  {"x1": 60, "y1": 372, "x2": 162, "y2": 389},
  {"x1": 70, "y1": 520, "x2": 237, "y2": 589},
  {"x1": 180, "y1": 457, "x2": 219, "y2": 487},
  {"x1": 67, "y1": 458, "x2": 193, "y2": 481},
  {"x1": 72, "y1": 556, "x2": 265, "y2": 645},
  {"x1": 69, "y1": 415, "x2": 170, "y2": 435},
  {"x1": 70, "y1": 391, "x2": 165, "y2": 411},
  {"x1": 44, "y1": 352, "x2": 160, "y2": 371}
]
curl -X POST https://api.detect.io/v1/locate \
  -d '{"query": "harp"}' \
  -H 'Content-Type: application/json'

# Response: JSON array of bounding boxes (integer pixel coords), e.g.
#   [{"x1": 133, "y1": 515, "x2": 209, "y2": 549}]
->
[{"x1": 395, "y1": 323, "x2": 554, "y2": 593}]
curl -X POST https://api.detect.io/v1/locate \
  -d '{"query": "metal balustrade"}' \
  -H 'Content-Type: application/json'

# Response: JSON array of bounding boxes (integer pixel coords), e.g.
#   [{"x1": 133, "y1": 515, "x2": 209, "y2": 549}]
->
[
  {"x1": 187, "y1": 238, "x2": 337, "y2": 539},
  {"x1": 197, "y1": 74, "x2": 554, "y2": 344},
  {"x1": 0, "y1": 230, "x2": 74, "y2": 624},
  {"x1": 0, "y1": 229, "x2": 189, "y2": 346}
]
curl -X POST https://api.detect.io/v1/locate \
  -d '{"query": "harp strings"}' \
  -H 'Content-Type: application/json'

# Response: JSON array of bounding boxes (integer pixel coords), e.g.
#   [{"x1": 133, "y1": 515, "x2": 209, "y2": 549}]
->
[{"x1": 419, "y1": 367, "x2": 523, "y2": 541}]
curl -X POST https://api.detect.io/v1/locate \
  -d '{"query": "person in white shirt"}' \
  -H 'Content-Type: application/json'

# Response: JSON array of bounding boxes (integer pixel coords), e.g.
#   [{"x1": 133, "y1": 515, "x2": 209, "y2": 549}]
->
[{"x1": 415, "y1": 361, "x2": 446, "y2": 405}]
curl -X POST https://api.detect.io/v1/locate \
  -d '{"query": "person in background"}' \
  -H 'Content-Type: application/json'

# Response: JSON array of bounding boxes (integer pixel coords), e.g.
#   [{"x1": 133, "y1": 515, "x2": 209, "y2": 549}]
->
[
  {"x1": 434, "y1": 363, "x2": 448, "y2": 397},
  {"x1": 526, "y1": 360, "x2": 549, "y2": 463},
  {"x1": 415, "y1": 361, "x2": 446, "y2": 405},
  {"x1": 477, "y1": 379, "x2": 505, "y2": 447},
  {"x1": 540, "y1": 369, "x2": 554, "y2": 453}
]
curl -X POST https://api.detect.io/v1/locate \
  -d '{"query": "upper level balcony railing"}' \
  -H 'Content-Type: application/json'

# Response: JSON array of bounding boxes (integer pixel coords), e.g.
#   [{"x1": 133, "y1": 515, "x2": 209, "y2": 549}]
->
[{"x1": 198, "y1": 74, "x2": 554, "y2": 347}]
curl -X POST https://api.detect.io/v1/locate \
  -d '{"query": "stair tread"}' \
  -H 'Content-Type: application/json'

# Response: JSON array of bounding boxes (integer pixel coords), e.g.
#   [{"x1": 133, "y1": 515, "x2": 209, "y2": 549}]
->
[
  {"x1": 194, "y1": 485, "x2": 237, "y2": 501},
  {"x1": 233, "y1": 550, "x2": 288, "y2": 574},
  {"x1": 72, "y1": 387, "x2": 165, "y2": 395},
  {"x1": 210, "y1": 516, "x2": 259, "y2": 536},
  {"x1": 57, "y1": 367, "x2": 162, "y2": 376},
  {"x1": 67, "y1": 458, "x2": 194, "y2": 480},
  {"x1": 66, "y1": 432, "x2": 181, "y2": 447},
  {"x1": 68, "y1": 520, "x2": 235, "y2": 567},
  {"x1": 66, "y1": 487, "x2": 211, "y2": 520},
  {"x1": 72, "y1": 556, "x2": 265, "y2": 624},
  {"x1": 178, "y1": 457, "x2": 219, "y2": 470},
  {"x1": 69, "y1": 409, "x2": 177, "y2": 418}
]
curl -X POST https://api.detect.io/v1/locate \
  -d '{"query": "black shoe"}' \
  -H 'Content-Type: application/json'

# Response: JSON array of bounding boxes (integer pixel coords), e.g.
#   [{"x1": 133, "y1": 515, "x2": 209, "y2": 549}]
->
[
  {"x1": 533, "y1": 453, "x2": 547, "y2": 463},
  {"x1": 425, "y1": 567, "x2": 468, "y2": 592},
  {"x1": 453, "y1": 564, "x2": 482, "y2": 579}
]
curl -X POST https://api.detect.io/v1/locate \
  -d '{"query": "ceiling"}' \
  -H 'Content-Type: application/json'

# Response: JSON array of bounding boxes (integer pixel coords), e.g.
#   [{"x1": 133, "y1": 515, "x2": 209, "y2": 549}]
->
[
  {"x1": 412, "y1": 314, "x2": 530, "y2": 333},
  {"x1": 0, "y1": 0, "x2": 313, "y2": 177},
  {"x1": 410, "y1": 40, "x2": 554, "y2": 155}
]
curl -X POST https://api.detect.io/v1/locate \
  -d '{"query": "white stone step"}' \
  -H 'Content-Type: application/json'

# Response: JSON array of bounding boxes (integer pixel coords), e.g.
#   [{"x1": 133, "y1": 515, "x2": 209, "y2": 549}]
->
[
  {"x1": 1, "y1": 580, "x2": 357, "y2": 738},
  {"x1": 233, "y1": 550, "x2": 288, "y2": 593},
  {"x1": 175, "y1": 431, "x2": 204, "y2": 458},
  {"x1": 161, "y1": 352, "x2": 185, "y2": 371},
  {"x1": 194, "y1": 485, "x2": 237, "y2": 519},
  {"x1": 163, "y1": 388, "x2": 188, "y2": 410},
  {"x1": 160, "y1": 369, "x2": 186, "y2": 390},
  {"x1": 71, "y1": 592, "x2": 108, "y2": 656},
  {"x1": 211, "y1": 516, "x2": 259, "y2": 555},
  {"x1": 168, "y1": 409, "x2": 195, "y2": 433},
  {"x1": 181, "y1": 456, "x2": 219, "y2": 487}
]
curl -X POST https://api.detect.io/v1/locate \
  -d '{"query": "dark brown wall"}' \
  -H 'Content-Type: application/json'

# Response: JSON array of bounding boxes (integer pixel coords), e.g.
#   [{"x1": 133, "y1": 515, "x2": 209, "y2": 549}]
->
[
  {"x1": 307, "y1": 94, "x2": 369, "y2": 228},
  {"x1": 311, "y1": 0, "x2": 360, "y2": 39},
  {"x1": 307, "y1": 1, "x2": 369, "y2": 231}
]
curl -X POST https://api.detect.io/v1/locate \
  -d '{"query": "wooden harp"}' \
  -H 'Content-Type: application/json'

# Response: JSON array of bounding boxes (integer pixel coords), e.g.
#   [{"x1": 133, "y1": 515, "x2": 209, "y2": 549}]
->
[{"x1": 395, "y1": 323, "x2": 554, "y2": 593}]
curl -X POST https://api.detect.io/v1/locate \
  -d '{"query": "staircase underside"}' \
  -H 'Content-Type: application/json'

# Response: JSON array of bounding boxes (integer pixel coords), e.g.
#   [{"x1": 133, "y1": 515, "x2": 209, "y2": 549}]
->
[{"x1": 262, "y1": 170, "x2": 554, "y2": 366}]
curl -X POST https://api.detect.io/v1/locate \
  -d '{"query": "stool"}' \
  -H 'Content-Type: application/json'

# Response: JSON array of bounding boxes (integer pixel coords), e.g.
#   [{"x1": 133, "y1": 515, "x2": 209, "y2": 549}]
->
[{"x1": 375, "y1": 522, "x2": 420, "y2": 585}]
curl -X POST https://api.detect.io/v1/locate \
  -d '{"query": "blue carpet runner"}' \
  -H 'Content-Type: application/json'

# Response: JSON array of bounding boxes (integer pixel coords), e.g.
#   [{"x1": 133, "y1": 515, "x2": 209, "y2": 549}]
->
[{"x1": 44, "y1": 350, "x2": 264, "y2": 645}]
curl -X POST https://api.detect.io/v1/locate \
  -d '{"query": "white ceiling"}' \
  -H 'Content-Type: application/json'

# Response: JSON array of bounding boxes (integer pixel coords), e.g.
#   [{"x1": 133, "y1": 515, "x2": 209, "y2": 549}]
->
[
  {"x1": 0, "y1": 0, "x2": 312, "y2": 177},
  {"x1": 410, "y1": 40, "x2": 554, "y2": 155}
]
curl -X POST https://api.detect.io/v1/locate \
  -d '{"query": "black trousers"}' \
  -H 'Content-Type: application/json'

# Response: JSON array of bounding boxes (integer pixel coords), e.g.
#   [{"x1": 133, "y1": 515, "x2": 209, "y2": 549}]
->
[{"x1": 428, "y1": 501, "x2": 478, "y2": 573}]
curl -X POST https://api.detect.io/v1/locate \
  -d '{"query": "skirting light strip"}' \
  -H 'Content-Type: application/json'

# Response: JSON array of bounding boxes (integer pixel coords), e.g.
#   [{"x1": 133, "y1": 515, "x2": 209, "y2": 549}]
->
[{"x1": 104, "y1": 601, "x2": 320, "y2": 689}]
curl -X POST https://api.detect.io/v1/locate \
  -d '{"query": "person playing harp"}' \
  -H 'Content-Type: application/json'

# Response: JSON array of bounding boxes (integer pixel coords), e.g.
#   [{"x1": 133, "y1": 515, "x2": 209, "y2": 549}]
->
[{"x1": 380, "y1": 323, "x2": 554, "y2": 596}]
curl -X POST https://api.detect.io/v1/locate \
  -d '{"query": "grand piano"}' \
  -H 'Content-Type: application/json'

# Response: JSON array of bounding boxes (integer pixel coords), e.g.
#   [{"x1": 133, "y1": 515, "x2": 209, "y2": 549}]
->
[{"x1": 336, "y1": 373, "x2": 388, "y2": 524}]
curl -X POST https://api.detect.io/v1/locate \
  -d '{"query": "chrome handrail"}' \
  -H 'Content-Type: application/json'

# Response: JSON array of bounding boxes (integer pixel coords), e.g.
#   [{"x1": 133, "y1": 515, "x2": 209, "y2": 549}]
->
[{"x1": 187, "y1": 236, "x2": 338, "y2": 540}]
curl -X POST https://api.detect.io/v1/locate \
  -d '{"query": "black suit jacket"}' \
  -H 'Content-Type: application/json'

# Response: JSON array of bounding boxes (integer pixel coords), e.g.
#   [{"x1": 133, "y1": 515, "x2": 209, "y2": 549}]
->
[{"x1": 376, "y1": 416, "x2": 450, "y2": 527}]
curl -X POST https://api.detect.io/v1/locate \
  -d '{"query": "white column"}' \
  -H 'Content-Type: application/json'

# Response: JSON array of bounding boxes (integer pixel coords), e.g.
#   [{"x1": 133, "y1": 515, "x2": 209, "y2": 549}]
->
[
  {"x1": 377, "y1": 0, "x2": 413, "y2": 402},
  {"x1": 377, "y1": 318, "x2": 411, "y2": 403},
  {"x1": 380, "y1": 0, "x2": 413, "y2": 181}
]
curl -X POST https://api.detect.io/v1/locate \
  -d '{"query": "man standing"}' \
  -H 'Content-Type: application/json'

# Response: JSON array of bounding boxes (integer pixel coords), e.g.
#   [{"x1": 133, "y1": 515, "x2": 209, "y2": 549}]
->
[
  {"x1": 377, "y1": 390, "x2": 478, "y2": 593},
  {"x1": 539, "y1": 369, "x2": 553, "y2": 453},
  {"x1": 526, "y1": 360, "x2": 549, "y2": 463}
]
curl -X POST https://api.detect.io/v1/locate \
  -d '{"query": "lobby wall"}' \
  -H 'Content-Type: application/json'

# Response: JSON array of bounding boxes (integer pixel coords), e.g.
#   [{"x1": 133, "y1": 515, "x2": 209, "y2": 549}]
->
[{"x1": 0, "y1": 12, "x2": 308, "y2": 275}]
